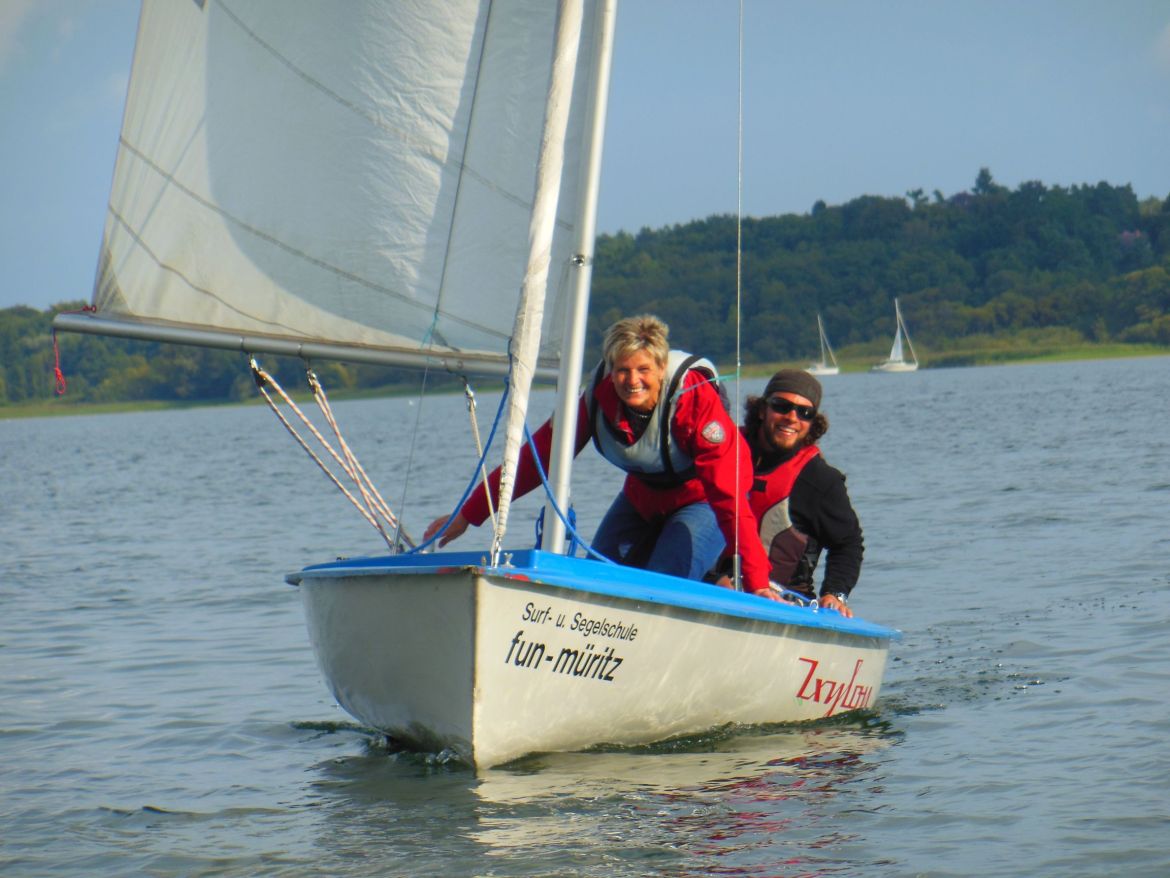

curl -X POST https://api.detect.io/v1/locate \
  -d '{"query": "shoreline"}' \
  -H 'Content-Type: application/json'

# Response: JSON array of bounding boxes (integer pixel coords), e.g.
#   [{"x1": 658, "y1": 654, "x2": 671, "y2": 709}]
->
[{"x1": 3, "y1": 344, "x2": 1168, "y2": 421}]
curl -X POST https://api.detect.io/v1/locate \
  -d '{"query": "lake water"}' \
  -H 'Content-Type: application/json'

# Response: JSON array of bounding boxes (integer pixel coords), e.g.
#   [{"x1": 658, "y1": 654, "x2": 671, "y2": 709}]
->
[{"x1": 3, "y1": 356, "x2": 1168, "y2": 877}]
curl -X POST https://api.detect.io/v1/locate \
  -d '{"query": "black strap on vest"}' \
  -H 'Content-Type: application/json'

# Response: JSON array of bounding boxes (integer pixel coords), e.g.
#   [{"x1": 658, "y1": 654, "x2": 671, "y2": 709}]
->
[
  {"x1": 587, "y1": 359, "x2": 608, "y2": 457},
  {"x1": 658, "y1": 354, "x2": 702, "y2": 479}
]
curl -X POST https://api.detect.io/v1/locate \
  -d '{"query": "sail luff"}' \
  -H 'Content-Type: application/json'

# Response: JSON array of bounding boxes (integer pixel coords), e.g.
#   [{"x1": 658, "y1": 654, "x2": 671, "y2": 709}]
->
[
  {"x1": 493, "y1": 0, "x2": 586, "y2": 560},
  {"x1": 817, "y1": 313, "x2": 838, "y2": 368},
  {"x1": 542, "y1": 0, "x2": 617, "y2": 555},
  {"x1": 897, "y1": 299, "x2": 918, "y2": 366}
]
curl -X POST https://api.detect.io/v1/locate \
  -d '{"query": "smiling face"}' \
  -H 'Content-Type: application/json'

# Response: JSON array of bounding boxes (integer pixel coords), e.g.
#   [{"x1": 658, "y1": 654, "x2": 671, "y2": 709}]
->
[
  {"x1": 610, "y1": 349, "x2": 666, "y2": 413},
  {"x1": 758, "y1": 391, "x2": 815, "y2": 453}
]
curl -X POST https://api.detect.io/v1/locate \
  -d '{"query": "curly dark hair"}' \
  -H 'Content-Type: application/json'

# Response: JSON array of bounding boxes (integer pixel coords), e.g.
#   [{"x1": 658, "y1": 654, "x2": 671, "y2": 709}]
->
[{"x1": 743, "y1": 395, "x2": 828, "y2": 449}]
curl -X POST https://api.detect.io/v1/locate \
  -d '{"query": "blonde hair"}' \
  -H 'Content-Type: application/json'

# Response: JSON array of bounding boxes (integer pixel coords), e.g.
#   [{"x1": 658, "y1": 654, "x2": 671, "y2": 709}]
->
[{"x1": 602, "y1": 314, "x2": 669, "y2": 370}]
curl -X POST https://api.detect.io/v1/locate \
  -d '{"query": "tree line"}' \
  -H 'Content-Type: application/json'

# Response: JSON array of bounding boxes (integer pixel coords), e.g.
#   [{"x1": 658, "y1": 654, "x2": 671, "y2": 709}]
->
[
  {"x1": 587, "y1": 169, "x2": 1170, "y2": 365},
  {"x1": 3, "y1": 169, "x2": 1168, "y2": 406}
]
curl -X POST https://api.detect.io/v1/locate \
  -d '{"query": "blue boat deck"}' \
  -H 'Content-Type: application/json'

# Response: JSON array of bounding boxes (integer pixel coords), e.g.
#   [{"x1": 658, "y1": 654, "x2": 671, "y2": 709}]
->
[{"x1": 293, "y1": 549, "x2": 901, "y2": 641}]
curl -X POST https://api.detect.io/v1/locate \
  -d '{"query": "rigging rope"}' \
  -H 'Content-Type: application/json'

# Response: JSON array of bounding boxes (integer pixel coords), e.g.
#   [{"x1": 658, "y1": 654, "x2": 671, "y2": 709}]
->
[
  {"x1": 463, "y1": 381, "x2": 500, "y2": 534},
  {"x1": 407, "y1": 377, "x2": 511, "y2": 554},
  {"x1": 250, "y1": 359, "x2": 413, "y2": 551},
  {"x1": 732, "y1": 0, "x2": 745, "y2": 588},
  {"x1": 394, "y1": 363, "x2": 431, "y2": 548},
  {"x1": 522, "y1": 423, "x2": 612, "y2": 563}
]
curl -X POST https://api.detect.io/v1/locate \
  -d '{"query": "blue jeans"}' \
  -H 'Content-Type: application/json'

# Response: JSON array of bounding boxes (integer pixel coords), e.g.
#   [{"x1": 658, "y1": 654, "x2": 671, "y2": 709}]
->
[{"x1": 591, "y1": 493, "x2": 725, "y2": 582}]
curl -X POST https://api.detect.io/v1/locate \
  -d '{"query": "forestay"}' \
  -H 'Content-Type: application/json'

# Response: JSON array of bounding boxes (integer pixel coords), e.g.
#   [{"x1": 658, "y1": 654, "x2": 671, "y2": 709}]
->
[{"x1": 65, "y1": 0, "x2": 605, "y2": 377}]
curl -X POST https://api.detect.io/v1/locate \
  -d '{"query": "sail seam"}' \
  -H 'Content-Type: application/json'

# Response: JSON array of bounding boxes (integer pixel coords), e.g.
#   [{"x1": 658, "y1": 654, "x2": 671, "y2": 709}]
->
[
  {"x1": 211, "y1": 0, "x2": 568, "y2": 231},
  {"x1": 425, "y1": 0, "x2": 495, "y2": 348},
  {"x1": 114, "y1": 139, "x2": 512, "y2": 345},
  {"x1": 106, "y1": 203, "x2": 303, "y2": 335}
]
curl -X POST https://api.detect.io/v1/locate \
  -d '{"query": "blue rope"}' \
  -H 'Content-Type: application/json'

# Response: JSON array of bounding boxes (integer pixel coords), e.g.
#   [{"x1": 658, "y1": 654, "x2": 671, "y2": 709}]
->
[
  {"x1": 407, "y1": 379, "x2": 510, "y2": 554},
  {"x1": 408, "y1": 360, "x2": 609, "y2": 564},
  {"x1": 522, "y1": 423, "x2": 613, "y2": 564},
  {"x1": 534, "y1": 506, "x2": 579, "y2": 555}
]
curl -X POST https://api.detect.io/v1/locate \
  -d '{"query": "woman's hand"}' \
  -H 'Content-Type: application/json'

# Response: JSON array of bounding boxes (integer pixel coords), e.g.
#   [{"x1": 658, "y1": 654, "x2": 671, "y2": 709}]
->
[
  {"x1": 423, "y1": 512, "x2": 469, "y2": 547},
  {"x1": 749, "y1": 586, "x2": 787, "y2": 603}
]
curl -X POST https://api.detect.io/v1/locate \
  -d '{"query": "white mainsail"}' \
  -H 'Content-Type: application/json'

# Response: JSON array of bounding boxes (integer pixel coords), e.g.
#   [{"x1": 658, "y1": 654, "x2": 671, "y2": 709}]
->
[
  {"x1": 807, "y1": 312, "x2": 839, "y2": 375},
  {"x1": 65, "y1": 0, "x2": 605, "y2": 377},
  {"x1": 889, "y1": 324, "x2": 905, "y2": 363}
]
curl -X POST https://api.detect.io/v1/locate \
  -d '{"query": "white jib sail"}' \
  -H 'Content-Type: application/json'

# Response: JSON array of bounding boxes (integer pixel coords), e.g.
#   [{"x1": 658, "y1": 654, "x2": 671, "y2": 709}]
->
[
  {"x1": 77, "y1": 0, "x2": 599, "y2": 374},
  {"x1": 889, "y1": 324, "x2": 905, "y2": 363},
  {"x1": 493, "y1": 0, "x2": 585, "y2": 559}
]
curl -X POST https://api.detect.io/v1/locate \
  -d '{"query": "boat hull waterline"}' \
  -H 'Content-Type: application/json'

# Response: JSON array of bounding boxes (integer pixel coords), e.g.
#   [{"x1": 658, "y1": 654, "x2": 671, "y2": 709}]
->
[
  {"x1": 871, "y1": 361, "x2": 918, "y2": 373},
  {"x1": 290, "y1": 550, "x2": 898, "y2": 768}
]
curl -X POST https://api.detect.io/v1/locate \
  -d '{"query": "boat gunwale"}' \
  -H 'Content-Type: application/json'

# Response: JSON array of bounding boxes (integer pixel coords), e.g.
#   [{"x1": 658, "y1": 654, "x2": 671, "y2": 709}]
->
[{"x1": 289, "y1": 549, "x2": 901, "y2": 642}]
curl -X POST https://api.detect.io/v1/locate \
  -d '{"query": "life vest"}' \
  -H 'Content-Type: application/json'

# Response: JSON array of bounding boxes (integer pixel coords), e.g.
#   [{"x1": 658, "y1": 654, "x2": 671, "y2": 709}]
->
[
  {"x1": 587, "y1": 350, "x2": 720, "y2": 489},
  {"x1": 749, "y1": 444, "x2": 820, "y2": 591}
]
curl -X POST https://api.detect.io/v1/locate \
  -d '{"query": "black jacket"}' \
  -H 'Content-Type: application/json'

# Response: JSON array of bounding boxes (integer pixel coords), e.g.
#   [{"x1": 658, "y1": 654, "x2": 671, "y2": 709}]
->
[{"x1": 754, "y1": 450, "x2": 864, "y2": 598}]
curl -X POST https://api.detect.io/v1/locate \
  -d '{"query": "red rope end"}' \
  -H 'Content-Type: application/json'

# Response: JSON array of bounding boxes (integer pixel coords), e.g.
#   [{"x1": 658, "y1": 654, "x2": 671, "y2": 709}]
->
[{"x1": 51, "y1": 304, "x2": 97, "y2": 396}]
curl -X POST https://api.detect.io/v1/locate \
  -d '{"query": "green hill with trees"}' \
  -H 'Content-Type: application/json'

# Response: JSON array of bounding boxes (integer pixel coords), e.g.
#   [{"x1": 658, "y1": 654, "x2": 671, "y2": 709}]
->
[{"x1": 3, "y1": 170, "x2": 1168, "y2": 411}]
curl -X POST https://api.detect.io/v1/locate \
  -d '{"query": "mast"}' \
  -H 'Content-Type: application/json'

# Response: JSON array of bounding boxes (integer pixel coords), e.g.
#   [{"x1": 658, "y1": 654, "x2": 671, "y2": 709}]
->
[
  {"x1": 493, "y1": 0, "x2": 588, "y2": 562},
  {"x1": 542, "y1": 0, "x2": 617, "y2": 555},
  {"x1": 817, "y1": 313, "x2": 837, "y2": 368}
]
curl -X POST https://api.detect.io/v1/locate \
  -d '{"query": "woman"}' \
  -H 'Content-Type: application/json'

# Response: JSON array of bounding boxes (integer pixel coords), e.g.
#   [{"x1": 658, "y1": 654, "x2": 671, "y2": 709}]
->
[{"x1": 424, "y1": 314, "x2": 774, "y2": 595}]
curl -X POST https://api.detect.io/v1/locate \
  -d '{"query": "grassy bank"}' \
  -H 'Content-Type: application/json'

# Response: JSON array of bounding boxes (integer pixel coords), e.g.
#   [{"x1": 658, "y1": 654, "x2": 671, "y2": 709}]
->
[
  {"x1": 4, "y1": 338, "x2": 1168, "y2": 420},
  {"x1": 744, "y1": 331, "x2": 1170, "y2": 377}
]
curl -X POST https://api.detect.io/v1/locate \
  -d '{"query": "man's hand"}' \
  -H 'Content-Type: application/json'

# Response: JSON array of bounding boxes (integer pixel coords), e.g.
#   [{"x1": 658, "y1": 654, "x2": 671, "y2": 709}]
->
[{"x1": 820, "y1": 593, "x2": 853, "y2": 618}]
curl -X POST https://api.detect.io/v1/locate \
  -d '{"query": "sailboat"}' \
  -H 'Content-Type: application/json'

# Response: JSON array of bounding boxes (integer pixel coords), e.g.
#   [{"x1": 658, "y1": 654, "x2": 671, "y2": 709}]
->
[
  {"x1": 872, "y1": 298, "x2": 919, "y2": 372},
  {"x1": 806, "y1": 313, "x2": 840, "y2": 376},
  {"x1": 55, "y1": 0, "x2": 899, "y2": 768}
]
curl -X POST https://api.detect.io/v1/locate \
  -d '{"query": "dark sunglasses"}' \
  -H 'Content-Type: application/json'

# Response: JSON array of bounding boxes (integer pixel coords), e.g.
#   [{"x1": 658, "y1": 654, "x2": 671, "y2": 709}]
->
[{"x1": 766, "y1": 396, "x2": 816, "y2": 421}]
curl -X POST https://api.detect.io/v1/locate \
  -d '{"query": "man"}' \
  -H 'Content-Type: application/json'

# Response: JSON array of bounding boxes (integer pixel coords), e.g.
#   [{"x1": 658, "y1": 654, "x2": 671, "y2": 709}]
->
[{"x1": 739, "y1": 369, "x2": 863, "y2": 617}]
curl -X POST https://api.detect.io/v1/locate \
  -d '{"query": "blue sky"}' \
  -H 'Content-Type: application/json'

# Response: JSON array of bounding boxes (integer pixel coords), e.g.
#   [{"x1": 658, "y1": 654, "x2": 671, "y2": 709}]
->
[{"x1": 2, "y1": 0, "x2": 1169, "y2": 310}]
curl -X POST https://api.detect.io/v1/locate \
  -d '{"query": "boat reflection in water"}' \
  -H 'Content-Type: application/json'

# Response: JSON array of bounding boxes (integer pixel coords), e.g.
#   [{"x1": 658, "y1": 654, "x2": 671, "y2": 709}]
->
[{"x1": 306, "y1": 719, "x2": 897, "y2": 871}]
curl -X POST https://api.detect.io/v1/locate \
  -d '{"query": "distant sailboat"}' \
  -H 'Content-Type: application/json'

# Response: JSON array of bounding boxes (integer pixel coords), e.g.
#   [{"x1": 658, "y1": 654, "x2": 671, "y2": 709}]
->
[
  {"x1": 872, "y1": 298, "x2": 919, "y2": 372},
  {"x1": 807, "y1": 313, "x2": 839, "y2": 376}
]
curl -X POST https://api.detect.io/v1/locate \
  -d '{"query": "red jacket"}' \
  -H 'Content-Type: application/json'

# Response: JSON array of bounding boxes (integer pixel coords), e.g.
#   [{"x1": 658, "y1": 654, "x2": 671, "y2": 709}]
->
[{"x1": 462, "y1": 368, "x2": 772, "y2": 593}]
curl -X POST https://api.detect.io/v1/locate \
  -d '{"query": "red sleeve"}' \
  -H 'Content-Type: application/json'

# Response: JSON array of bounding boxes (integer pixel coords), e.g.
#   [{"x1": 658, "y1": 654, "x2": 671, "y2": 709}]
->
[
  {"x1": 461, "y1": 396, "x2": 591, "y2": 527},
  {"x1": 671, "y1": 373, "x2": 772, "y2": 594}
]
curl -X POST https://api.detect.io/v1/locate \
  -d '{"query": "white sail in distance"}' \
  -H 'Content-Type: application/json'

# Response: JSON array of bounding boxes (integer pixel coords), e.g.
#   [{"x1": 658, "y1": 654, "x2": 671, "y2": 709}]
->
[{"x1": 889, "y1": 324, "x2": 905, "y2": 362}]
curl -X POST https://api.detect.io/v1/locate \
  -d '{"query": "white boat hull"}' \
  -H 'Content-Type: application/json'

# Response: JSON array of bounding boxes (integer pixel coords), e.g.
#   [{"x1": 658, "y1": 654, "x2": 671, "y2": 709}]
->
[
  {"x1": 807, "y1": 364, "x2": 840, "y2": 376},
  {"x1": 291, "y1": 550, "x2": 898, "y2": 768},
  {"x1": 871, "y1": 360, "x2": 918, "y2": 373}
]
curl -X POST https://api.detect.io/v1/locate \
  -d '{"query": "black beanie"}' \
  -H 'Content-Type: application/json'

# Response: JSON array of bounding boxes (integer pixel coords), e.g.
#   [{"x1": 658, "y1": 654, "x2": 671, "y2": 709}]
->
[{"x1": 763, "y1": 369, "x2": 822, "y2": 410}]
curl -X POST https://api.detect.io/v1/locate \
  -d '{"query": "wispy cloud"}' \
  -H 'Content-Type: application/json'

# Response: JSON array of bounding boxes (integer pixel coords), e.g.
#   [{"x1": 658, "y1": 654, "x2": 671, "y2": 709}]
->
[
  {"x1": 1157, "y1": 21, "x2": 1170, "y2": 73},
  {"x1": 0, "y1": 0, "x2": 37, "y2": 72},
  {"x1": 52, "y1": 13, "x2": 78, "y2": 61},
  {"x1": 105, "y1": 70, "x2": 130, "y2": 106}
]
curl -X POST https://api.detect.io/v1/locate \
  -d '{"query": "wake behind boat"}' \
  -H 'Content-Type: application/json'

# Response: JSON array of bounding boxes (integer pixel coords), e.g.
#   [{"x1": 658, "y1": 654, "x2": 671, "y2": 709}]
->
[{"x1": 54, "y1": 0, "x2": 900, "y2": 768}]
